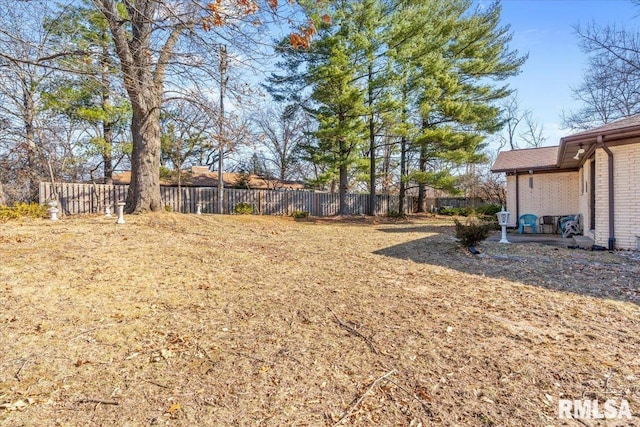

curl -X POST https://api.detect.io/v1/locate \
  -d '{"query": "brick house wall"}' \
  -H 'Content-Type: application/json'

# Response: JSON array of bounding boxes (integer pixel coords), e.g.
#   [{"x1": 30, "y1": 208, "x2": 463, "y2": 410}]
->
[
  {"x1": 588, "y1": 144, "x2": 640, "y2": 249},
  {"x1": 506, "y1": 171, "x2": 578, "y2": 228}
]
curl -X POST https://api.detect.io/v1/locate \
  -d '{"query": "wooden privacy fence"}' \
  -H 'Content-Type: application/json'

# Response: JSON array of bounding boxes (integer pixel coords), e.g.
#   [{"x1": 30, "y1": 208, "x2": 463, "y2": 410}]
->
[{"x1": 39, "y1": 182, "x2": 413, "y2": 217}]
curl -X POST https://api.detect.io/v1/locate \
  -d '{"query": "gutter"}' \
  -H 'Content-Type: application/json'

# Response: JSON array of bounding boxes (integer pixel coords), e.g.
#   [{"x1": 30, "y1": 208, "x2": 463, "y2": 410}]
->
[
  {"x1": 514, "y1": 170, "x2": 519, "y2": 225},
  {"x1": 597, "y1": 135, "x2": 616, "y2": 250}
]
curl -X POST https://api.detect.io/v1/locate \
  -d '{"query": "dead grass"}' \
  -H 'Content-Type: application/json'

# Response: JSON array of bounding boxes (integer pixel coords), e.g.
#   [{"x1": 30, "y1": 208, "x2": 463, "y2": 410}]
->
[{"x1": 1, "y1": 213, "x2": 639, "y2": 426}]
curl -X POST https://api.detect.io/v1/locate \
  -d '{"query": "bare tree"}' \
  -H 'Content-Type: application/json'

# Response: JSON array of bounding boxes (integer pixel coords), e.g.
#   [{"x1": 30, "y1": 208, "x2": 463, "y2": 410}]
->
[
  {"x1": 563, "y1": 26, "x2": 640, "y2": 130},
  {"x1": 160, "y1": 97, "x2": 218, "y2": 211},
  {"x1": 88, "y1": 0, "x2": 307, "y2": 213},
  {"x1": 0, "y1": 1, "x2": 60, "y2": 201},
  {"x1": 252, "y1": 104, "x2": 308, "y2": 181},
  {"x1": 520, "y1": 111, "x2": 546, "y2": 147},
  {"x1": 498, "y1": 94, "x2": 526, "y2": 150}
]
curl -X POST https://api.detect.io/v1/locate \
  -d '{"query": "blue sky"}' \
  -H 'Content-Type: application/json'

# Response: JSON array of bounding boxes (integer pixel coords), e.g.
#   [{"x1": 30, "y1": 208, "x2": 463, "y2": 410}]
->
[{"x1": 497, "y1": 0, "x2": 639, "y2": 146}]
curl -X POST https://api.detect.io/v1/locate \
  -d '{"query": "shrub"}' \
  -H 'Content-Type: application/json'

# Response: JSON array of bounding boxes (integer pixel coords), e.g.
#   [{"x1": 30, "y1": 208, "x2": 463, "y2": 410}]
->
[
  {"x1": 475, "y1": 204, "x2": 502, "y2": 216},
  {"x1": 439, "y1": 206, "x2": 457, "y2": 216},
  {"x1": 0, "y1": 202, "x2": 48, "y2": 221},
  {"x1": 386, "y1": 210, "x2": 405, "y2": 218},
  {"x1": 478, "y1": 215, "x2": 500, "y2": 230},
  {"x1": 457, "y1": 207, "x2": 473, "y2": 217},
  {"x1": 234, "y1": 202, "x2": 253, "y2": 215},
  {"x1": 439, "y1": 206, "x2": 472, "y2": 216},
  {"x1": 453, "y1": 218, "x2": 493, "y2": 247},
  {"x1": 291, "y1": 210, "x2": 310, "y2": 219}
]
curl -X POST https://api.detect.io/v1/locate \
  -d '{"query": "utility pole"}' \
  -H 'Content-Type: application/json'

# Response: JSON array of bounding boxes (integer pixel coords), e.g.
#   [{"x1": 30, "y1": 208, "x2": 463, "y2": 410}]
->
[{"x1": 217, "y1": 45, "x2": 227, "y2": 214}]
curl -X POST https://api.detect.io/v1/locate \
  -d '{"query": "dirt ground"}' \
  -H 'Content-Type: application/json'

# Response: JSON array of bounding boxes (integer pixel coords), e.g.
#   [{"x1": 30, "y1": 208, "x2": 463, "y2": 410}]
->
[{"x1": 1, "y1": 213, "x2": 638, "y2": 426}]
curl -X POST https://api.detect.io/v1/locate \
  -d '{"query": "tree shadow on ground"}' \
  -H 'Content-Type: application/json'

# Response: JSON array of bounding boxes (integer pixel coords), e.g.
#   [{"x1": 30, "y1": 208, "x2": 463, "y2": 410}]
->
[{"x1": 373, "y1": 224, "x2": 640, "y2": 306}]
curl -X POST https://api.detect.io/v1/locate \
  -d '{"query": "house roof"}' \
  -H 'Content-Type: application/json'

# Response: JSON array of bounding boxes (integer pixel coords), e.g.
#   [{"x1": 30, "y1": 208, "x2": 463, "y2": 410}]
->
[
  {"x1": 556, "y1": 113, "x2": 640, "y2": 166},
  {"x1": 562, "y1": 114, "x2": 640, "y2": 141},
  {"x1": 112, "y1": 170, "x2": 306, "y2": 190},
  {"x1": 492, "y1": 113, "x2": 640, "y2": 173},
  {"x1": 491, "y1": 146, "x2": 559, "y2": 173}
]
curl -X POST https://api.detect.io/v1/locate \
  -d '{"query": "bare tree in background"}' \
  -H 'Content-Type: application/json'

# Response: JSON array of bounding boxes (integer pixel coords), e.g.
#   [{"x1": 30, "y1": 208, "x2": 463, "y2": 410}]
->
[
  {"x1": 0, "y1": 1, "x2": 59, "y2": 201},
  {"x1": 520, "y1": 111, "x2": 546, "y2": 147},
  {"x1": 563, "y1": 25, "x2": 640, "y2": 130},
  {"x1": 160, "y1": 97, "x2": 217, "y2": 211},
  {"x1": 252, "y1": 104, "x2": 308, "y2": 182},
  {"x1": 498, "y1": 94, "x2": 526, "y2": 150}
]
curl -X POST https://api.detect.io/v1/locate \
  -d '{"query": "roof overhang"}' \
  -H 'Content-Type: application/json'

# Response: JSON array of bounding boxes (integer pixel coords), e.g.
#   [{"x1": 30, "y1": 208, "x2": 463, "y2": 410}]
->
[
  {"x1": 493, "y1": 116, "x2": 640, "y2": 173},
  {"x1": 558, "y1": 121, "x2": 640, "y2": 168}
]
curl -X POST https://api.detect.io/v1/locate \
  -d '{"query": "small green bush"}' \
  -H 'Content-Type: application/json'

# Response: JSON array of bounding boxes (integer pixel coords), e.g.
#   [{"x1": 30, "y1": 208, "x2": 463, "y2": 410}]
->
[
  {"x1": 164, "y1": 205, "x2": 173, "y2": 212},
  {"x1": 386, "y1": 211, "x2": 406, "y2": 219},
  {"x1": 0, "y1": 203, "x2": 48, "y2": 221},
  {"x1": 454, "y1": 218, "x2": 493, "y2": 247},
  {"x1": 457, "y1": 207, "x2": 473, "y2": 217},
  {"x1": 475, "y1": 204, "x2": 502, "y2": 216},
  {"x1": 234, "y1": 202, "x2": 254, "y2": 215},
  {"x1": 439, "y1": 206, "x2": 457, "y2": 216},
  {"x1": 291, "y1": 210, "x2": 310, "y2": 219},
  {"x1": 439, "y1": 206, "x2": 472, "y2": 216},
  {"x1": 478, "y1": 215, "x2": 500, "y2": 230}
]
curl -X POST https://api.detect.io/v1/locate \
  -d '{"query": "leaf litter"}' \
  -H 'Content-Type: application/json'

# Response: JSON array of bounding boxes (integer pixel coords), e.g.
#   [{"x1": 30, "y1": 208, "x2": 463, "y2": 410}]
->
[{"x1": 0, "y1": 213, "x2": 638, "y2": 426}]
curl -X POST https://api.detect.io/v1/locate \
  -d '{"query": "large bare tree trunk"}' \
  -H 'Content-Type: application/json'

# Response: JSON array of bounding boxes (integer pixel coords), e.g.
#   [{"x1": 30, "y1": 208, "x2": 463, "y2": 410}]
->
[
  {"x1": 126, "y1": 100, "x2": 162, "y2": 212},
  {"x1": 96, "y1": 0, "x2": 183, "y2": 213}
]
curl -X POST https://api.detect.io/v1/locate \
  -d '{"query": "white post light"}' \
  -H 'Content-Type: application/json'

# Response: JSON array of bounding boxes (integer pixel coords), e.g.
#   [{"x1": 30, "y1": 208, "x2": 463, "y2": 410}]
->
[
  {"x1": 105, "y1": 205, "x2": 112, "y2": 218},
  {"x1": 196, "y1": 202, "x2": 202, "y2": 215},
  {"x1": 116, "y1": 202, "x2": 126, "y2": 224},
  {"x1": 496, "y1": 205, "x2": 510, "y2": 244}
]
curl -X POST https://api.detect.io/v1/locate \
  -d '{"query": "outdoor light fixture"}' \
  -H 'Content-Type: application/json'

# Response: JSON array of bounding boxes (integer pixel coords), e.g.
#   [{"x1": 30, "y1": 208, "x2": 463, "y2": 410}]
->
[
  {"x1": 496, "y1": 206, "x2": 511, "y2": 244},
  {"x1": 573, "y1": 144, "x2": 585, "y2": 160}
]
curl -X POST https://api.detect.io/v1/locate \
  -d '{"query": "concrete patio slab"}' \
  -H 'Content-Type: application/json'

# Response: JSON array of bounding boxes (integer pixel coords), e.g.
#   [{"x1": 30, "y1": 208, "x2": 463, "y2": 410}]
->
[{"x1": 486, "y1": 231, "x2": 574, "y2": 248}]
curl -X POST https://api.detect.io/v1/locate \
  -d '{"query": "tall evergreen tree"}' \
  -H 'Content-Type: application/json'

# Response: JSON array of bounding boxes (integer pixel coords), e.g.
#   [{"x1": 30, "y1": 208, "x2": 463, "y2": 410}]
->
[{"x1": 390, "y1": 0, "x2": 525, "y2": 210}]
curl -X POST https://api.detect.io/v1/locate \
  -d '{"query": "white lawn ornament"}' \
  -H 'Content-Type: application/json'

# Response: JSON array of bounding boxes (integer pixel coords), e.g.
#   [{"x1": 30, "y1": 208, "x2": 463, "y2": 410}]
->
[
  {"x1": 47, "y1": 198, "x2": 59, "y2": 221},
  {"x1": 496, "y1": 206, "x2": 510, "y2": 244},
  {"x1": 116, "y1": 202, "x2": 126, "y2": 224}
]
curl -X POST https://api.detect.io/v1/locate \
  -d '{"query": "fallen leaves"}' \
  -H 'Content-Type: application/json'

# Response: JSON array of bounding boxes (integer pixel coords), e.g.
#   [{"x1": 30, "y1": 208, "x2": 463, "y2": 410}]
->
[
  {"x1": 0, "y1": 214, "x2": 638, "y2": 426},
  {"x1": 0, "y1": 398, "x2": 34, "y2": 411}
]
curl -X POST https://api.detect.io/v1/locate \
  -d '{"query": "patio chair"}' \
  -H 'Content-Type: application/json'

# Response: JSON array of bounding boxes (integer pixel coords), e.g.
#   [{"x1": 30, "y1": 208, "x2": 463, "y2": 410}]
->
[
  {"x1": 539, "y1": 215, "x2": 556, "y2": 234},
  {"x1": 562, "y1": 214, "x2": 583, "y2": 238},
  {"x1": 559, "y1": 215, "x2": 575, "y2": 236},
  {"x1": 518, "y1": 214, "x2": 538, "y2": 234}
]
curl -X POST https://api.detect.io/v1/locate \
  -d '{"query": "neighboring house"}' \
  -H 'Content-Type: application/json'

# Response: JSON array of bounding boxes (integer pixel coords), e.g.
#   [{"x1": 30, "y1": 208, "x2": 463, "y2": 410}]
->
[
  {"x1": 112, "y1": 166, "x2": 306, "y2": 190},
  {"x1": 491, "y1": 114, "x2": 640, "y2": 250}
]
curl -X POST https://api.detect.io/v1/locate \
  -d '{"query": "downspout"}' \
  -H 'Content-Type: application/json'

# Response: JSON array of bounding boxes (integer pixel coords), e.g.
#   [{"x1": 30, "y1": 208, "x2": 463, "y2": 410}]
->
[
  {"x1": 514, "y1": 170, "x2": 519, "y2": 227},
  {"x1": 597, "y1": 135, "x2": 615, "y2": 250}
]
